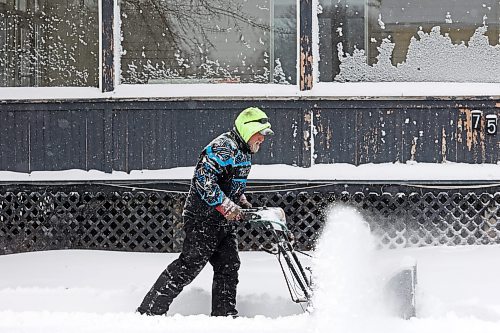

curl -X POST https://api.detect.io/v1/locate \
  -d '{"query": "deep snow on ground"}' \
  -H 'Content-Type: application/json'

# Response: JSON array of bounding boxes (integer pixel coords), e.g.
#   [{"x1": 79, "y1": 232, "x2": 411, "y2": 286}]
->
[{"x1": 1, "y1": 206, "x2": 500, "y2": 332}]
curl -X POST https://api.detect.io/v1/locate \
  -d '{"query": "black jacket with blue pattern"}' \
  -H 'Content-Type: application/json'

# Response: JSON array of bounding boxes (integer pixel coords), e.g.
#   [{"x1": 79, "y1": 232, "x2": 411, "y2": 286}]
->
[{"x1": 182, "y1": 129, "x2": 252, "y2": 223}]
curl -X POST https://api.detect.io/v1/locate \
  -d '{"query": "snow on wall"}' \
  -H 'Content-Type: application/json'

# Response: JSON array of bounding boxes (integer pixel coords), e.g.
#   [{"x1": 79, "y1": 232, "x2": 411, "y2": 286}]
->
[{"x1": 335, "y1": 25, "x2": 500, "y2": 82}]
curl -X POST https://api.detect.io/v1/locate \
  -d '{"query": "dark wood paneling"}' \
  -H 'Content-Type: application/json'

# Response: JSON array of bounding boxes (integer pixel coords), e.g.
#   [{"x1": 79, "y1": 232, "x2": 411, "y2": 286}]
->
[
  {"x1": 16, "y1": 111, "x2": 31, "y2": 172},
  {"x1": 29, "y1": 111, "x2": 46, "y2": 171},
  {"x1": 453, "y1": 108, "x2": 498, "y2": 164},
  {"x1": 153, "y1": 109, "x2": 175, "y2": 170},
  {"x1": 314, "y1": 108, "x2": 356, "y2": 164},
  {"x1": 141, "y1": 110, "x2": 158, "y2": 170},
  {"x1": 127, "y1": 110, "x2": 146, "y2": 171},
  {"x1": 103, "y1": 107, "x2": 114, "y2": 173},
  {"x1": 313, "y1": 102, "x2": 498, "y2": 166},
  {"x1": 87, "y1": 109, "x2": 106, "y2": 171},
  {"x1": 111, "y1": 109, "x2": 128, "y2": 171},
  {"x1": 416, "y1": 108, "x2": 442, "y2": 163},
  {"x1": 0, "y1": 99, "x2": 498, "y2": 173},
  {"x1": 252, "y1": 107, "x2": 310, "y2": 166},
  {"x1": 0, "y1": 111, "x2": 15, "y2": 170},
  {"x1": 171, "y1": 108, "x2": 228, "y2": 167},
  {"x1": 29, "y1": 110, "x2": 89, "y2": 171},
  {"x1": 0, "y1": 111, "x2": 30, "y2": 171}
]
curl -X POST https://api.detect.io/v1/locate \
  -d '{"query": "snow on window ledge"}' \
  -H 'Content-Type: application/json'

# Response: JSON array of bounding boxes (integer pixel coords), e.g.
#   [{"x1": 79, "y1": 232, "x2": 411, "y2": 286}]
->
[
  {"x1": 0, "y1": 82, "x2": 499, "y2": 101},
  {"x1": 311, "y1": 82, "x2": 500, "y2": 99},
  {"x1": 0, "y1": 87, "x2": 106, "y2": 101}
]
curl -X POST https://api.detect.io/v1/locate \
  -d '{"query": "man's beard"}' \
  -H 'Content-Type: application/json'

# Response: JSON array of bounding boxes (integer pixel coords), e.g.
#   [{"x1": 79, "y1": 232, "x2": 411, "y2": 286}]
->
[{"x1": 249, "y1": 141, "x2": 261, "y2": 153}]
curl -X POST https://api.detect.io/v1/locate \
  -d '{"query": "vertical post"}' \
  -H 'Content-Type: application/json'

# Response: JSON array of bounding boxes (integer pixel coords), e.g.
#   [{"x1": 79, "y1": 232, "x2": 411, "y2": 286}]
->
[
  {"x1": 101, "y1": 0, "x2": 114, "y2": 92},
  {"x1": 299, "y1": 0, "x2": 313, "y2": 90},
  {"x1": 364, "y1": 0, "x2": 369, "y2": 63},
  {"x1": 270, "y1": 0, "x2": 275, "y2": 83}
]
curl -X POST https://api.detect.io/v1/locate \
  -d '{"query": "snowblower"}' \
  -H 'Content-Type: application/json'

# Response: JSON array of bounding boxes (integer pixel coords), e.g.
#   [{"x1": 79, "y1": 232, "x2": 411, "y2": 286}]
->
[{"x1": 242, "y1": 207, "x2": 417, "y2": 319}]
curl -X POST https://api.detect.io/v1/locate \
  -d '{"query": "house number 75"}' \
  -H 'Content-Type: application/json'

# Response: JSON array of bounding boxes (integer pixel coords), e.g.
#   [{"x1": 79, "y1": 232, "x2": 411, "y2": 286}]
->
[{"x1": 471, "y1": 110, "x2": 497, "y2": 135}]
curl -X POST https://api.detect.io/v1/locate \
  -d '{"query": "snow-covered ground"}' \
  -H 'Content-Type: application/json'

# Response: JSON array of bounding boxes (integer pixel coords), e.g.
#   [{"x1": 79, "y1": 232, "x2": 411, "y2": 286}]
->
[{"x1": 1, "y1": 206, "x2": 500, "y2": 332}]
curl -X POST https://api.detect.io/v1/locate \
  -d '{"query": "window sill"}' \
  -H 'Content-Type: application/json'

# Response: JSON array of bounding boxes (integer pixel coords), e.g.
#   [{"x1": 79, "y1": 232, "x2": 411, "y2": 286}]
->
[{"x1": 0, "y1": 82, "x2": 499, "y2": 101}]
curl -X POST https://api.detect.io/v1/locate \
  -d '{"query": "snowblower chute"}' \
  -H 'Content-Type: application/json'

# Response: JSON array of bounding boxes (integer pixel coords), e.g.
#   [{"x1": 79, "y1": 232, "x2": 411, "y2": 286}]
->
[{"x1": 242, "y1": 207, "x2": 417, "y2": 319}]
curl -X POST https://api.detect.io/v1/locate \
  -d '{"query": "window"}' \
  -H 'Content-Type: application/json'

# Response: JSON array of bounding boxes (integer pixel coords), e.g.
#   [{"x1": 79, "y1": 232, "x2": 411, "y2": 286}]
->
[
  {"x1": 120, "y1": 0, "x2": 297, "y2": 84},
  {"x1": 319, "y1": 0, "x2": 500, "y2": 82},
  {"x1": 0, "y1": 0, "x2": 98, "y2": 87}
]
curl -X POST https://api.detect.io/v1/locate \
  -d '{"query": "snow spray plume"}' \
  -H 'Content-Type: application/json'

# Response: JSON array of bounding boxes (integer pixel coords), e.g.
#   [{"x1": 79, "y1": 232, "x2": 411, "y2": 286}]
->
[{"x1": 309, "y1": 205, "x2": 389, "y2": 332}]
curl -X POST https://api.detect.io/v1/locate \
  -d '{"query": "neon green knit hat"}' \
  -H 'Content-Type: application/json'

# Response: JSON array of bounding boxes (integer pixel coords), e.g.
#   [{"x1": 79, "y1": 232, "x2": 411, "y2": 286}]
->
[{"x1": 235, "y1": 107, "x2": 274, "y2": 143}]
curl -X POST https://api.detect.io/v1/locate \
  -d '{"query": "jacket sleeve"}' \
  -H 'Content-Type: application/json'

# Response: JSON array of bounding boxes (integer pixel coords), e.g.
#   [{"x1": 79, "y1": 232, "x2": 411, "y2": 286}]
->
[{"x1": 193, "y1": 143, "x2": 234, "y2": 207}]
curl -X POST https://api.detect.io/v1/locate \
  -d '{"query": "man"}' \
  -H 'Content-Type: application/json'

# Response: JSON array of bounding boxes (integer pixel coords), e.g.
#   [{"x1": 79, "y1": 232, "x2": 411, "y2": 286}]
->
[{"x1": 137, "y1": 107, "x2": 273, "y2": 317}]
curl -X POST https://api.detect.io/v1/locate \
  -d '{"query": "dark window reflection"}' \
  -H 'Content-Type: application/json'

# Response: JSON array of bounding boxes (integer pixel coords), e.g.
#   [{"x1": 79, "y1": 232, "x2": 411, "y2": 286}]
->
[
  {"x1": 0, "y1": 0, "x2": 98, "y2": 87},
  {"x1": 120, "y1": 0, "x2": 296, "y2": 84}
]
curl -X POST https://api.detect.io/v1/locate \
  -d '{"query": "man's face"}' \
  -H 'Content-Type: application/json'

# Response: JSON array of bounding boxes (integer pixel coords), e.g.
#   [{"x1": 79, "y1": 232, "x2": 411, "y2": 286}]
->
[{"x1": 248, "y1": 132, "x2": 265, "y2": 153}]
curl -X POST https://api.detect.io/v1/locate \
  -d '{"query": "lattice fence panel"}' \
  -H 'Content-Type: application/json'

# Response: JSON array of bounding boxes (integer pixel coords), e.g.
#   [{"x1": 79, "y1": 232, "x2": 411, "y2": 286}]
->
[{"x1": 0, "y1": 184, "x2": 498, "y2": 254}]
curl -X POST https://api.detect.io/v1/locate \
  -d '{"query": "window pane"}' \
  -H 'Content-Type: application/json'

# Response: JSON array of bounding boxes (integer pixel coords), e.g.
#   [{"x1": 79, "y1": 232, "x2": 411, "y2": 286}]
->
[
  {"x1": 319, "y1": 0, "x2": 500, "y2": 82},
  {"x1": 0, "y1": 0, "x2": 98, "y2": 87},
  {"x1": 120, "y1": 0, "x2": 297, "y2": 84},
  {"x1": 318, "y1": 0, "x2": 365, "y2": 82}
]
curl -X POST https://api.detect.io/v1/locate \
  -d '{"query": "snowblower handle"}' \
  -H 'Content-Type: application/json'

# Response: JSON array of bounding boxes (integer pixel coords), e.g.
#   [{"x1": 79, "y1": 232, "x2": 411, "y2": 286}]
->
[
  {"x1": 243, "y1": 207, "x2": 313, "y2": 305},
  {"x1": 241, "y1": 212, "x2": 263, "y2": 221},
  {"x1": 241, "y1": 207, "x2": 289, "y2": 232}
]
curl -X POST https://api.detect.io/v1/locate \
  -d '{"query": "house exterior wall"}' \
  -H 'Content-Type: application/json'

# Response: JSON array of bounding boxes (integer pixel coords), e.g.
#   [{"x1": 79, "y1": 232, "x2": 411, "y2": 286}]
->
[{"x1": 0, "y1": 99, "x2": 498, "y2": 173}]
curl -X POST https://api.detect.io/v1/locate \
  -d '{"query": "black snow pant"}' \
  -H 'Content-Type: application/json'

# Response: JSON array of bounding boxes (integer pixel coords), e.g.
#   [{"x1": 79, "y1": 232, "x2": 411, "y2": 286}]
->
[{"x1": 137, "y1": 216, "x2": 241, "y2": 316}]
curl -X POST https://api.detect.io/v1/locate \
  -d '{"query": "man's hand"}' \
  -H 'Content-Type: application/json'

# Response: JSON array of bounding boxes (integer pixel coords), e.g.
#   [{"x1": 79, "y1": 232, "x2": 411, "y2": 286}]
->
[
  {"x1": 216, "y1": 198, "x2": 242, "y2": 221},
  {"x1": 239, "y1": 194, "x2": 252, "y2": 209}
]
